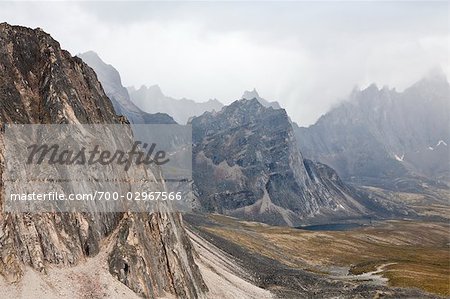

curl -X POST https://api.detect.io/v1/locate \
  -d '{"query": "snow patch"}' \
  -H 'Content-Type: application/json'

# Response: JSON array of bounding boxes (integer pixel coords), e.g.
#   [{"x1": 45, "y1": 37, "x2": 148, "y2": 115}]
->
[
  {"x1": 394, "y1": 154, "x2": 404, "y2": 162},
  {"x1": 436, "y1": 140, "x2": 447, "y2": 147}
]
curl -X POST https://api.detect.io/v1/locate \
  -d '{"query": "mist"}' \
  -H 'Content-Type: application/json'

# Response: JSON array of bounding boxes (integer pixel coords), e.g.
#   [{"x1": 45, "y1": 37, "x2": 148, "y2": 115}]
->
[{"x1": 0, "y1": 1, "x2": 447, "y2": 125}]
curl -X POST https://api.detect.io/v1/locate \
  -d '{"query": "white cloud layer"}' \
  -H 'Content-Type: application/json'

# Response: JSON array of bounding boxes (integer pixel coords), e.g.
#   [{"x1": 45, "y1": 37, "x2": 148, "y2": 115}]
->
[{"x1": 0, "y1": 1, "x2": 448, "y2": 125}]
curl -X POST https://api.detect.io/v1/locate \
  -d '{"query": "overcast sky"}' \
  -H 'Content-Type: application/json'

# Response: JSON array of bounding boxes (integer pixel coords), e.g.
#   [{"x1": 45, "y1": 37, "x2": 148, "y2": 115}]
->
[{"x1": 1, "y1": 1, "x2": 448, "y2": 125}]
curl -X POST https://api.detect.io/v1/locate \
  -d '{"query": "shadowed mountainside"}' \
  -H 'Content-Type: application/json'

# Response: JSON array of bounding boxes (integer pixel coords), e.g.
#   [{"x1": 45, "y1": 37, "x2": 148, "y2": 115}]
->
[{"x1": 295, "y1": 70, "x2": 450, "y2": 192}]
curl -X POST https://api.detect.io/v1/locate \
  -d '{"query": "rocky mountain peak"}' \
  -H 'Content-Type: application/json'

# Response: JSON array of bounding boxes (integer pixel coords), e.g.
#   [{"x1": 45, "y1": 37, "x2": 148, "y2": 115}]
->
[
  {"x1": 78, "y1": 51, "x2": 124, "y2": 89},
  {"x1": 146, "y1": 84, "x2": 165, "y2": 98},
  {"x1": 191, "y1": 98, "x2": 287, "y2": 141},
  {"x1": 242, "y1": 88, "x2": 260, "y2": 100},
  {"x1": 191, "y1": 98, "x2": 378, "y2": 226},
  {"x1": 241, "y1": 88, "x2": 282, "y2": 109},
  {"x1": 131, "y1": 84, "x2": 165, "y2": 99},
  {"x1": 231, "y1": 97, "x2": 267, "y2": 113}
]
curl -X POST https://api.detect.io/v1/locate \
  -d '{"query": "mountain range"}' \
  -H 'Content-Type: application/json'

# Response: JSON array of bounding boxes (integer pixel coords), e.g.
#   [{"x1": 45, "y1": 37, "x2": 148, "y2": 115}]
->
[
  {"x1": 79, "y1": 52, "x2": 430, "y2": 226},
  {"x1": 295, "y1": 70, "x2": 450, "y2": 192},
  {"x1": 78, "y1": 51, "x2": 176, "y2": 124},
  {"x1": 128, "y1": 85, "x2": 223, "y2": 124}
]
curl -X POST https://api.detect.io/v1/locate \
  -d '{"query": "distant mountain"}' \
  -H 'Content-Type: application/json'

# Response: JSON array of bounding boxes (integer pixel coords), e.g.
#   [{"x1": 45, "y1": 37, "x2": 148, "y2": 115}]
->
[
  {"x1": 190, "y1": 99, "x2": 403, "y2": 226},
  {"x1": 78, "y1": 51, "x2": 176, "y2": 124},
  {"x1": 241, "y1": 88, "x2": 281, "y2": 109},
  {"x1": 295, "y1": 70, "x2": 450, "y2": 190},
  {"x1": 128, "y1": 85, "x2": 223, "y2": 124}
]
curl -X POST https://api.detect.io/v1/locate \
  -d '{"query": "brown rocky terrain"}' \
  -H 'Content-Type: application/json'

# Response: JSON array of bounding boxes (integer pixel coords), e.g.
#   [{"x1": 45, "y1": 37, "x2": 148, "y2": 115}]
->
[
  {"x1": 0, "y1": 23, "x2": 207, "y2": 298},
  {"x1": 185, "y1": 213, "x2": 449, "y2": 298}
]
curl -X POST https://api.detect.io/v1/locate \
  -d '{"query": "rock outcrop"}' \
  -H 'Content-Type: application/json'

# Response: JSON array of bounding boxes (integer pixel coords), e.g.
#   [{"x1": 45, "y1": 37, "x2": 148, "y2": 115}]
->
[{"x1": 0, "y1": 23, "x2": 206, "y2": 298}]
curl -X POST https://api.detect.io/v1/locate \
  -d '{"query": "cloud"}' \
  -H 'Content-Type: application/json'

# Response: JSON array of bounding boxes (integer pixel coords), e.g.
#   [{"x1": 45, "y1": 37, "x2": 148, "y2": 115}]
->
[{"x1": 0, "y1": 1, "x2": 448, "y2": 125}]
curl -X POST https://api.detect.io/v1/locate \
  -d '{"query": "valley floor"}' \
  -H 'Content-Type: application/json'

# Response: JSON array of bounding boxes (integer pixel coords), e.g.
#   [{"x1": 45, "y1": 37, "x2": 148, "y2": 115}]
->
[{"x1": 185, "y1": 213, "x2": 450, "y2": 298}]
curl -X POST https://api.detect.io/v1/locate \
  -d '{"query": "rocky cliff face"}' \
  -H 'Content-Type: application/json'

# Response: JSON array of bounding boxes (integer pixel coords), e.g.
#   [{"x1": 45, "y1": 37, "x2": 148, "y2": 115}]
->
[
  {"x1": 78, "y1": 51, "x2": 176, "y2": 125},
  {"x1": 191, "y1": 98, "x2": 377, "y2": 226},
  {"x1": 295, "y1": 71, "x2": 450, "y2": 190},
  {"x1": 128, "y1": 85, "x2": 223, "y2": 124},
  {"x1": 0, "y1": 23, "x2": 206, "y2": 298}
]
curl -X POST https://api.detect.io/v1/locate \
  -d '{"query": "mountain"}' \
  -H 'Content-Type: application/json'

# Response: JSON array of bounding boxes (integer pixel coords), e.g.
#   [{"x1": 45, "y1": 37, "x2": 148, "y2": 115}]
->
[
  {"x1": 128, "y1": 85, "x2": 223, "y2": 124},
  {"x1": 190, "y1": 99, "x2": 401, "y2": 226},
  {"x1": 78, "y1": 51, "x2": 176, "y2": 124},
  {"x1": 295, "y1": 70, "x2": 450, "y2": 191},
  {"x1": 0, "y1": 23, "x2": 205, "y2": 298},
  {"x1": 241, "y1": 88, "x2": 281, "y2": 109}
]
